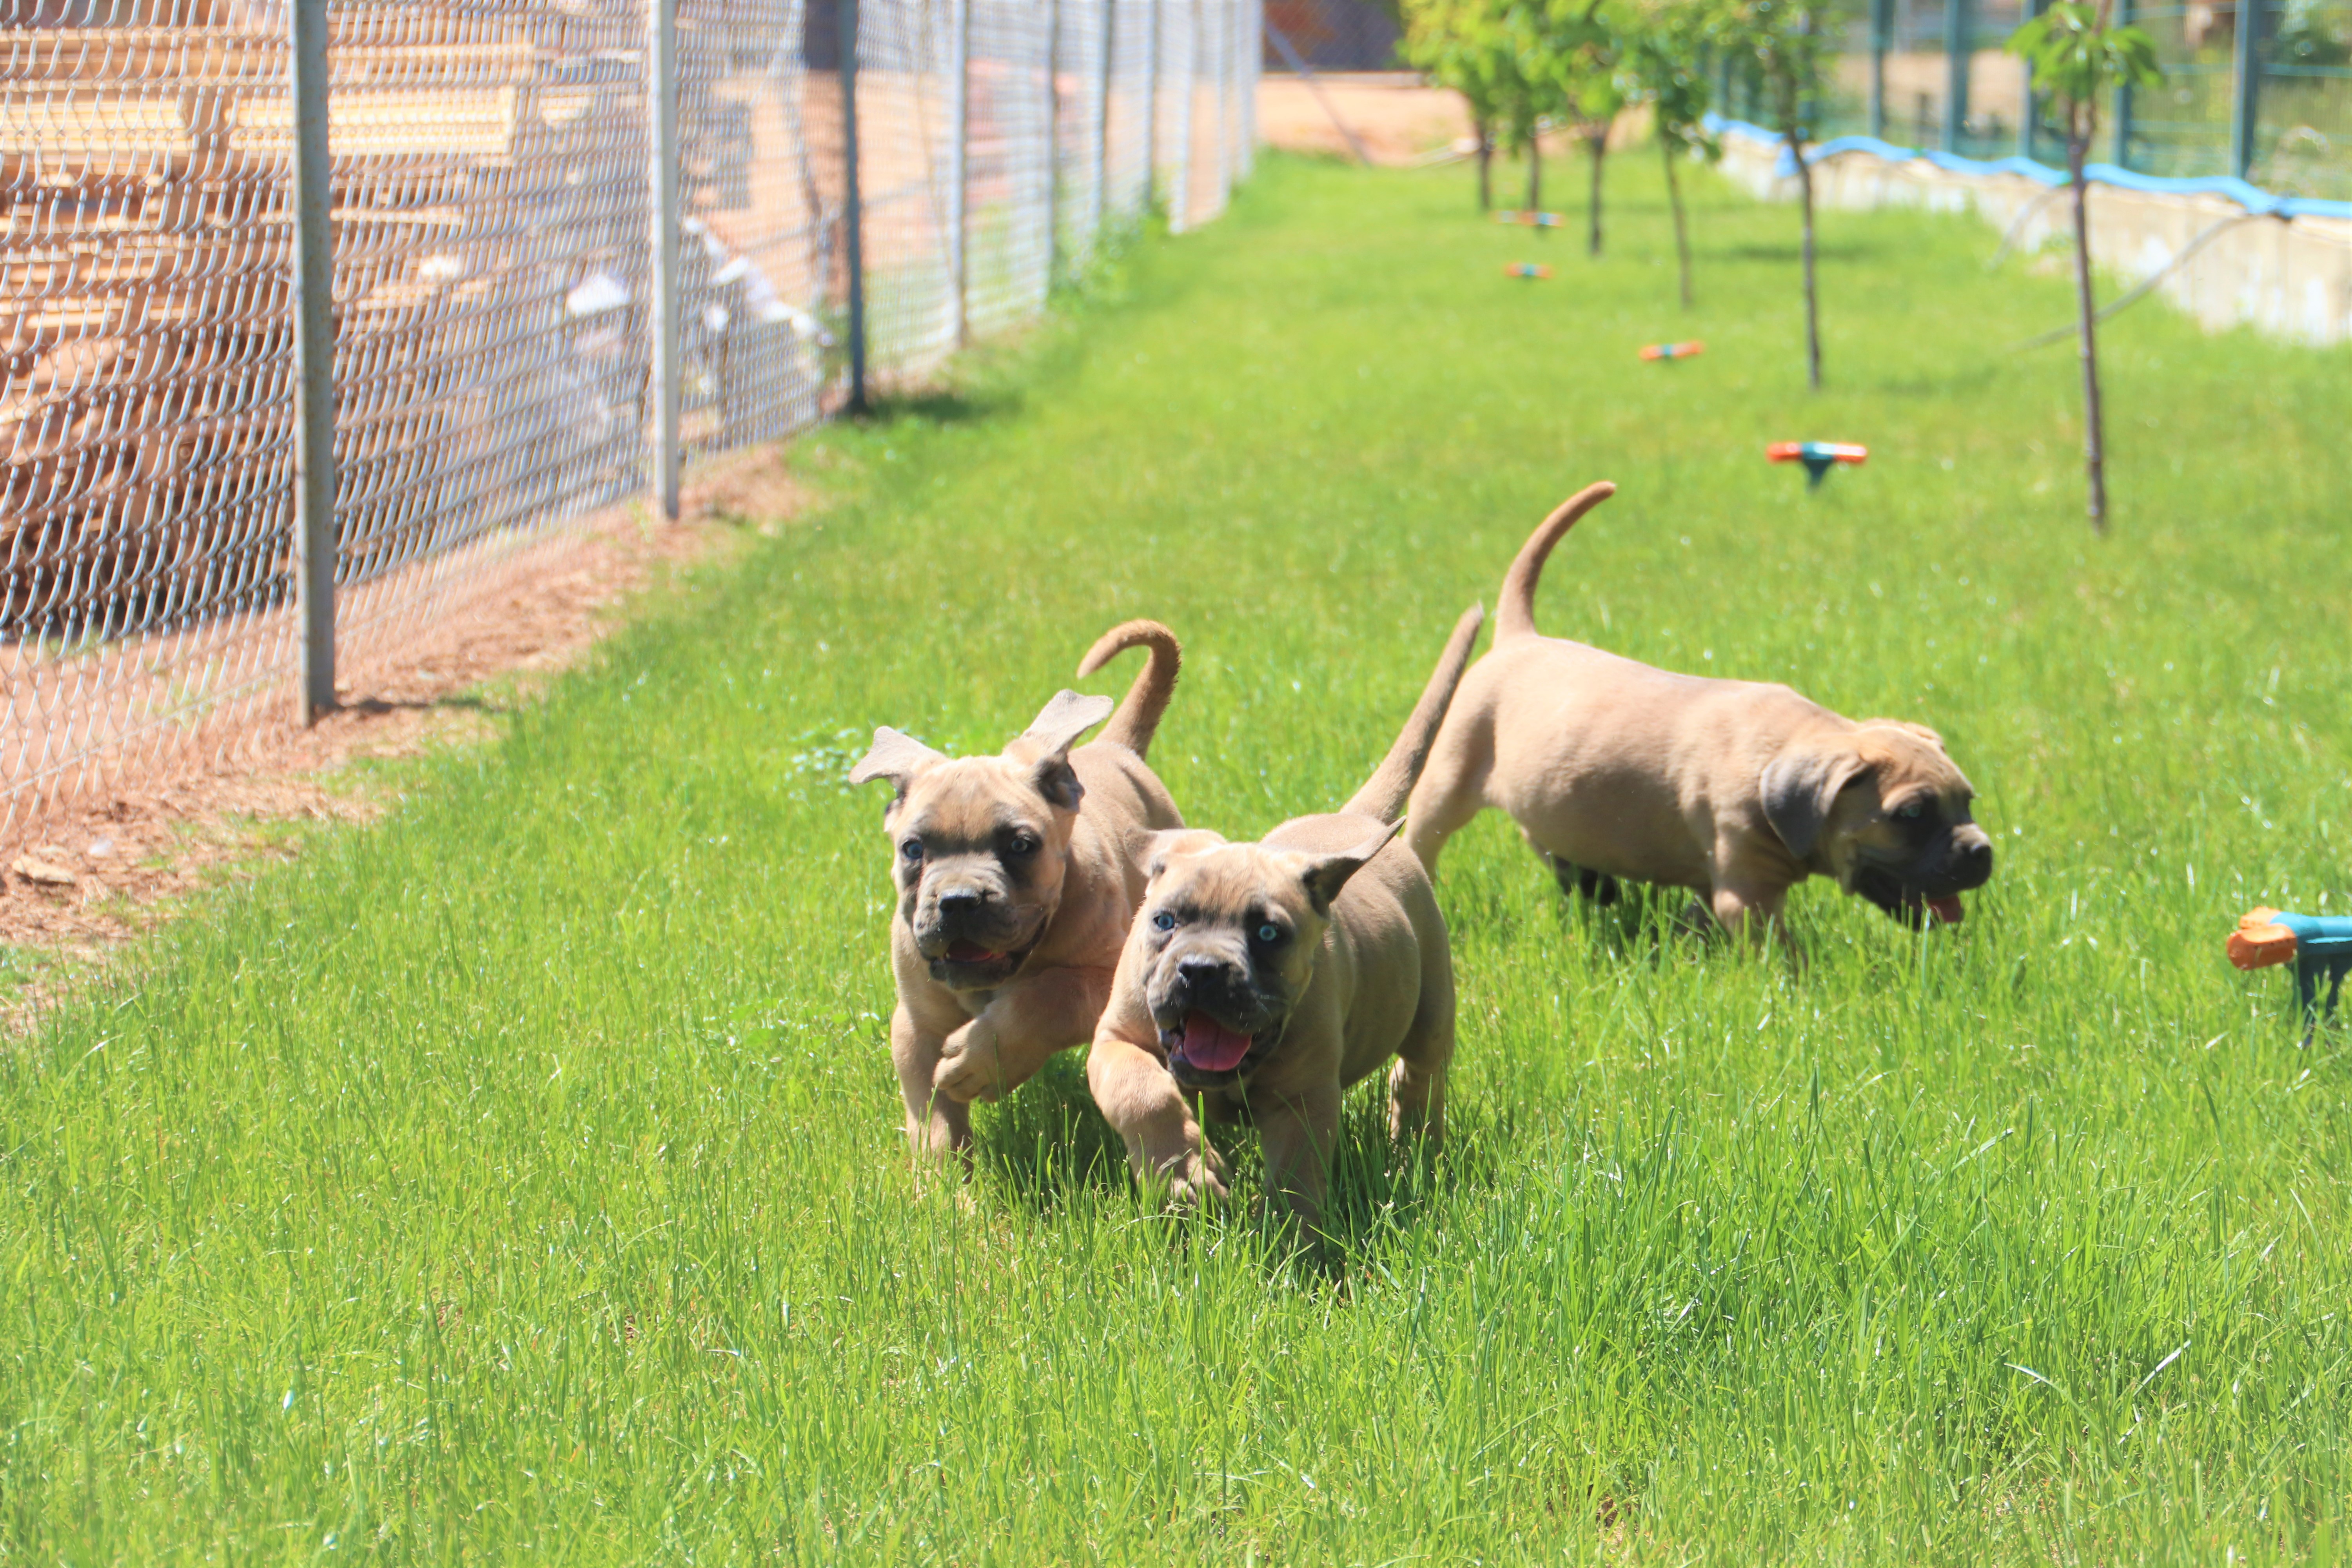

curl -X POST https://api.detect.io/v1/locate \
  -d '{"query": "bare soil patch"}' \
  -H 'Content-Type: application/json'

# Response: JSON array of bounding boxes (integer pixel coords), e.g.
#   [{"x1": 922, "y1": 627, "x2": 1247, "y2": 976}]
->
[
  {"x1": 1258, "y1": 73, "x2": 1472, "y2": 166},
  {"x1": 1, "y1": 444, "x2": 809, "y2": 1025}
]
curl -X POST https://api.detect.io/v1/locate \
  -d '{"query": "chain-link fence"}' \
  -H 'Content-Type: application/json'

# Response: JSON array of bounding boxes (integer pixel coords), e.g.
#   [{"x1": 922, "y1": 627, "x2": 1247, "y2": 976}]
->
[
  {"x1": 1262, "y1": 0, "x2": 1396, "y2": 72},
  {"x1": 0, "y1": 0, "x2": 1261, "y2": 841},
  {"x1": 1768, "y1": 0, "x2": 2352, "y2": 196}
]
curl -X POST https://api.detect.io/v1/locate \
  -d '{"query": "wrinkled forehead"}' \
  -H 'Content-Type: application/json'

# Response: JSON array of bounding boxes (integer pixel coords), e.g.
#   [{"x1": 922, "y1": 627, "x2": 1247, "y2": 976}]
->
[
  {"x1": 1157, "y1": 845, "x2": 1305, "y2": 921},
  {"x1": 1860, "y1": 731, "x2": 1975, "y2": 801},
  {"x1": 898, "y1": 757, "x2": 1040, "y2": 837}
]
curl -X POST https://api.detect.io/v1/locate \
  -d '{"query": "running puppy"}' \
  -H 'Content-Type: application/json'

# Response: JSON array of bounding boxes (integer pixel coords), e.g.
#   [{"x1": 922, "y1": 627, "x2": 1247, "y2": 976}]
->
[
  {"x1": 1087, "y1": 605, "x2": 1484, "y2": 1227},
  {"x1": 849, "y1": 622, "x2": 1184, "y2": 1157},
  {"x1": 1405, "y1": 483, "x2": 1994, "y2": 934}
]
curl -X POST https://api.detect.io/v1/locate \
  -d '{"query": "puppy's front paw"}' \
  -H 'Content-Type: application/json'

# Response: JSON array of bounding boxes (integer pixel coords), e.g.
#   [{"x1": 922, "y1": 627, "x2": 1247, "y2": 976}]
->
[
  {"x1": 932, "y1": 1042, "x2": 1004, "y2": 1103},
  {"x1": 1161, "y1": 1147, "x2": 1229, "y2": 1211}
]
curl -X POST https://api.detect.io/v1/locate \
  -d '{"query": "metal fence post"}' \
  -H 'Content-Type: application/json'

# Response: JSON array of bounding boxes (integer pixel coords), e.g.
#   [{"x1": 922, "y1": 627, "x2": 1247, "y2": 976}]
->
[
  {"x1": 290, "y1": 0, "x2": 336, "y2": 722},
  {"x1": 1144, "y1": 0, "x2": 1161, "y2": 212},
  {"x1": 2230, "y1": 0, "x2": 2261, "y2": 180},
  {"x1": 649, "y1": 0, "x2": 681, "y2": 518},
  {"x1": 1239, "y1": 0, "x2": 1256, "y2": 177},
  {"x1": 1094, "y1": 0, "x2": 1114, "y2": 240},
  {"x1": 1047, "y1": 0, "x2": 1062, "y2": 281},
  {"x1": 1868, "y1": 0, "x2": 1891, "y2": 140},
  {"x1": 1941, "y1": 0, "x2": 1970, "y2": 154},
  {"x1": 2018, "y1": 0, "x2": 2042, "y2": 160},
  {"x1": 2112, "y1": 0, "x2": 2136, "y2": 167},
  {"x1": 840, "y1": 0, "x2": 867, "y2": 411},
  {"x1": 1170, "y1": 0, "x2": 1192, "y2": 232},
  {"x1": 951, "y1": 0, "x2": 969, "y2": 347}
]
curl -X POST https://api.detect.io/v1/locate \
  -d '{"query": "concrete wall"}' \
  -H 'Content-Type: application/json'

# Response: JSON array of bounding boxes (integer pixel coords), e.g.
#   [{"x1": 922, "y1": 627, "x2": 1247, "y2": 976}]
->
[{"x1": 1717, "y1": 132, "x2": 2352, "y2": 348}]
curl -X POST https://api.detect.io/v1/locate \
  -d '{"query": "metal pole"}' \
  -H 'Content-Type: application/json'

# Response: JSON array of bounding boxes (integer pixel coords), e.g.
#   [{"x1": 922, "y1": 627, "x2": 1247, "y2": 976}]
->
[
  {"x1": 2230, "y1": 0, "x2": 2260, "y2": 180},
  {"x1": 1047, "y1": 0, "x2": 1062, "y2": 282},
  {"x1": 1239, "y1": 0, "x2": 1256, "y2": 177},
  {"x1": 2018, "y1": 0, "x2": 2041, "y2": 160},
  {"x1": 1869, "y1": 0, "x2": 1891, "y2": 140},
  {"x1": 951, "y1": 0, "x2": 969, "y2": 346},
  {"x1": 290, "y1": 0, "x2": 336, "y2": 723},
  {"x1": 1143, "y1": 0, "x2": 1161, "y2": 212},
  {"x1": 840, "y1": 0, "x2": 866, "y2": 411},
  {"x1": 1941, "y1": 0, "x2": 1969, "y2": 154},
  {"x1": 2112, "y1": 0, "x2": 2135, "y2": 167},
  {"x1": 1170, "y1": 0, "x2": 1191, "y2": 231},
  {"x1": 650, "y1": 0, "x2": 681, "y2": 518},
  {"x1": 1094, "y1": 0, "x2": 1114, "y2": 239}
]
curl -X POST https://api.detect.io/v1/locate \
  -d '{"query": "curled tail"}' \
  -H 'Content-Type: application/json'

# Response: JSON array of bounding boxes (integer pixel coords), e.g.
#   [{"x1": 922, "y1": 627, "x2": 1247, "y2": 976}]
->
[
  {"x1": 1343, "y1": 603, "x2": 1485, "y2": 823},
  {"x1": 1494, "y1": 481, "x2": 1616, "y2": 643},
  {"x1": 1076, "y1": 619, "x2": 1181, "y2": 758}
]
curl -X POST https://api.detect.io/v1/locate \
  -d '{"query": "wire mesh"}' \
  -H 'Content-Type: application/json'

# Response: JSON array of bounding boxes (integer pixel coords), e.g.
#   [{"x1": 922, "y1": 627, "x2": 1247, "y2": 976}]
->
[
  {"x1": 1, "y1": 0, "x2": 1258, "y2": 841},
  {"x1": 1155, "y1": 0, "x2": 1193, "y2": 227},
  {"x1": 1812, "y1": 0, "x2": 2352, "y2": 189},
  {"x1": 1054, "y1": 0, "x2": 1105, "y2": 271},
  {"x1": 2, "y1": 6, "x2": 300, "y2": 826},
  {"x1": 2257, "y1": 0, "x2": 2352, "y2": 197},
  {"x1": 322, "y1": 0, "x2": 652, "y2": 663},
  {"x1": 677, "y1": 0, "x2": 836, "y2": 461},
  {"x1": 962, "y1": 0, "x2": 1051, "y2": 334},
  {"x1": 1104, "y1": 0, "x2": 1154, "y2": 224}
]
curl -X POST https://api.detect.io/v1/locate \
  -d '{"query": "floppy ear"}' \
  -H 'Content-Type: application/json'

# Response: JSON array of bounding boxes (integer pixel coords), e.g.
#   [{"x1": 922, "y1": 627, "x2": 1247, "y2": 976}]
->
[
  {"x1": 1759, "y1": 745, "x2": 1872, "y2": 860},
  {"x1": 846, "y1": 727, "x2": 945, "y2": 798},
  {"x1": 1008, "y1": 690, "x2": 1113, "y2": 811},
  {"x1": 1293, "y1": 821, "x2": 1403, "y2": 915}
]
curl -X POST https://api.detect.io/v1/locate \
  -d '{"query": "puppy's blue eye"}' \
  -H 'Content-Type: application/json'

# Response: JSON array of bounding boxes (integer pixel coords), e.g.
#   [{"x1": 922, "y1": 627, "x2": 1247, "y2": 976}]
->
[
  {"x1": 1895, "y1": 801, "x2": 1925, "y2": 821},
  {"x1": 1152, "y1": 911, "x2": 1176, "y2": 931},
  {"x1": 1254, "y1": 922, "x2": 1281, "y2": 944},
  {"x1": 900, "y1": 839, "x2": 924, "y2": 860}
]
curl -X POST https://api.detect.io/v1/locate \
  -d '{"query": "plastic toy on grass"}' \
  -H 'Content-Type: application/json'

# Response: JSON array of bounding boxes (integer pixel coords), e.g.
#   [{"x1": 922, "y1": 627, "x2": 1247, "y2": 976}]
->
[
  {"x1": 1640, "y1": 341, "x2": 1704, "y2": 361},
  {"x1": 1768, "y1": 441, "x2": 1869, "y2": 489},
  {"x1": 1494, "y1": 209, "x2": 1564, "y2": 228},
  {"x1": 1504, "y1": 262, "x2": 1554, "y2": 279},
  {"x1": 2229, "y1": 907, "x2": 2352, "y2": 1044}
]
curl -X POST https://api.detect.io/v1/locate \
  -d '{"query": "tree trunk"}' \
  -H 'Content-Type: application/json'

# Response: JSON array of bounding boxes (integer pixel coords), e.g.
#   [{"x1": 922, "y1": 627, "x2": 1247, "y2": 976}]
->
[
  {"x1": 1476, "y1": 120, "x2": 1492, "y2": 211},
  {"x1": 1526, "y1": 132, "x2": 1542, "y2": 212},
  {"x1": 1586, "y1": 128, "x2": 1606, "y2": 256},
  {"x1": 1664, "y1": 135, "x2": 1692, "y2": 307},
  {"x1": 1792, "y1": 128, "x2": 1821, "y2": 389},
  {"x1": 2070, "y1": 136, "x2": 2109, "y2": 532}
]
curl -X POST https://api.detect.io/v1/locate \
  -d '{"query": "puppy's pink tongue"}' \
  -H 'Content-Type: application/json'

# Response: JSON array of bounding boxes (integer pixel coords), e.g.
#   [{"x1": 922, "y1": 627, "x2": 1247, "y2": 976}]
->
[
  {"x1": 1180, "y1": 1011, "x2": 1253, "y2": 1073},
  {"x1": 1929, "y1": 895, "x2": 1965, "y2": 925},
  {"x1": 946, "y1": 939, "x2": 1002, "y2": 963}
]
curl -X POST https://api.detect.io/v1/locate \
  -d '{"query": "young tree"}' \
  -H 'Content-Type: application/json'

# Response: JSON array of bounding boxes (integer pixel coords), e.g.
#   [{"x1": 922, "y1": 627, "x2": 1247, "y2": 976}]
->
[
  {"x1": 1523, "y1": 0, "x2": 1625, "y2": 255},
  {"x1": 2007, "y1": 1, "x2": 2161, "y2": 532},
  {"x1": 1618, "y1": 0, "x2": 1719, "y2": 304},
  {"x1": 1712, "y1": 0, "x2": 1837, "y2": 387},
  {"x1": 1403, "y1": 0, "x2": 1509, "y2": 208}
]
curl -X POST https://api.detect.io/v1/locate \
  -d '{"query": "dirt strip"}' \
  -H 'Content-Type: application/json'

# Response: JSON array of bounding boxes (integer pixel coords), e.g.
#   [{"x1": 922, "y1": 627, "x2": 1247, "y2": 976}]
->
[{"x1": 1, "y1": 444, "x2": 808, "y2": 1025}]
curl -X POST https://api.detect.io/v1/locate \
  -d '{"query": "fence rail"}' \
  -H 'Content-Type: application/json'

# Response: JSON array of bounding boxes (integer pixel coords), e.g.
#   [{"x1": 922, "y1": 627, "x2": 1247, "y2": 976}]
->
[{"x1": 0, "y1": 0, "x2": 1260, "y2": 841}]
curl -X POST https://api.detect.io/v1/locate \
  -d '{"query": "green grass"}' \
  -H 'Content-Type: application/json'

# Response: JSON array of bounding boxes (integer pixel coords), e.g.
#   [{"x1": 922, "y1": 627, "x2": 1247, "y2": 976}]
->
[{"x1": 6, "y1": 150, "x2": 2352, "y2": 1563}]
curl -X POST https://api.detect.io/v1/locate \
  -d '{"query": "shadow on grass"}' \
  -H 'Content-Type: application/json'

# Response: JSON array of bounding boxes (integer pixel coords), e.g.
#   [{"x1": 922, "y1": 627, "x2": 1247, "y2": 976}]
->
[
  {"x1": 1713, "y1": 241, "x2": 1874, "y2": 264},
  {"x1": 972, "y1": 1040, "x2": 1523, "y2": 1277},
  {"x1": 856, "y1": 384, "x2": 1025, "y2": 428}
]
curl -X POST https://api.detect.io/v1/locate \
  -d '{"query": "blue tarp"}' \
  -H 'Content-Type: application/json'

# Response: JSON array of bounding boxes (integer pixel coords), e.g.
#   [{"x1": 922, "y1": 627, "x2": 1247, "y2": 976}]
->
[{"x1": 1704, "y1": 114, "x2": 2352, "y2": 223}]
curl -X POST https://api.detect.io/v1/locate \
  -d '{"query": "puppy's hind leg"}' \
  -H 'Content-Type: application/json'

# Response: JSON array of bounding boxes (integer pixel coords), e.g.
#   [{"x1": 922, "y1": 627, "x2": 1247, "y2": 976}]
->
[
  {"x1": 1402, "y1": 722, "x2": 1492, "y2": 877},
  {"x1": 1537, "y1": 845, "x2": 1621, "y2": 907},
  {"x1": 1390, "y1": 949, "x2": 1454, "y2": 1147}
]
